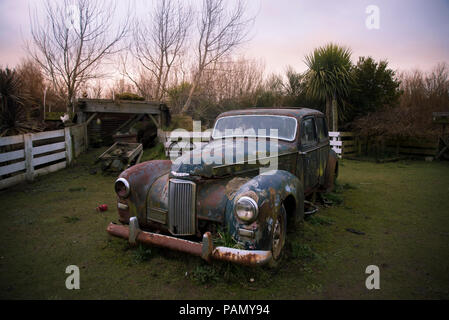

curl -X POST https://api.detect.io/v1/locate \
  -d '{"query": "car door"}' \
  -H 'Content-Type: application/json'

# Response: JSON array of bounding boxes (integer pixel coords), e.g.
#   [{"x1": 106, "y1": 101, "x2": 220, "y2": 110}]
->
[
  {"x1": 315, "y1": 116, "x2": 330, "y2": 186},
  {"x1": 299, "y1": 116, "x2": 319, "y2": 192}
]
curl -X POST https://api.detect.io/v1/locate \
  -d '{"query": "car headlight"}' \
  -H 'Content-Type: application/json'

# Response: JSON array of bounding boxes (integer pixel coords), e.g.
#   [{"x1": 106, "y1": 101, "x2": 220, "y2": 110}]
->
[
  {"x1": 235, "y1": 196, "x2": 258, "y2": 223},
  {"x1": 115, "y1": 178, "x2": 130, "y2": 198}
]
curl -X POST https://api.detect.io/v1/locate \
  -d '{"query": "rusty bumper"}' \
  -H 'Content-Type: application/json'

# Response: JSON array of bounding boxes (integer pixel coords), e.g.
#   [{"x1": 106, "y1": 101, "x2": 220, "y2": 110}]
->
[{"x1": 106, "y1": 217, "x2": 272, "y2": 266}]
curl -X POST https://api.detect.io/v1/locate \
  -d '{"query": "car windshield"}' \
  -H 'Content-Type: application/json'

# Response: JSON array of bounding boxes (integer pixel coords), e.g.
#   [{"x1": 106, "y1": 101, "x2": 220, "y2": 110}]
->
[{"x1": 212, "y1": 115, "x2": 297, "y2": 141}]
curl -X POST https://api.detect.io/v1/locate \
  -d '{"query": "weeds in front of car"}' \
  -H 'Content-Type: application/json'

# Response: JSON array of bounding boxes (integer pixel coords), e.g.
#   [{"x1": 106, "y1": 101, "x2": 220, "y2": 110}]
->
[
  {"x1": 213, "y1": 228, "x2": 243, "y2": 249},
  {"x1": 133, "y1": 244, "x2": 152, "y2": 263},
  {"x1": 191, "y1": 264, "x2": 220, "y2": 284}
]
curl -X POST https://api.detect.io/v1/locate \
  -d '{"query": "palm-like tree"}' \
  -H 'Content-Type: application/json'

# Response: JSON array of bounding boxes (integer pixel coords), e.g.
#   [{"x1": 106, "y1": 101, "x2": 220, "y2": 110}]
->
[
  {"x1": 305, "y1": 43, "x2": 352, "y2": 131},
  {"x1": 0, "y1": 68, "x2": 26, "y2": 136}
]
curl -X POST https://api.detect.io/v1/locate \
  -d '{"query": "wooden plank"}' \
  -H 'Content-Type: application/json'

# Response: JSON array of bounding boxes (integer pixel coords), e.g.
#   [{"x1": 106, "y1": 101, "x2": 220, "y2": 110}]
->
[
  {"x1": 398, "y1": 147, "x2": 436, "y2": 156},
  {"x1": 83, "y1": 122, "x2": 88, "y2": 152},
  {"x1": 339, "y1": 132, "x2": 355, "y2": 137},
  {"x1": 0, "y1": 161, "x2": 26, "y2": 176},
  {"x1": 33, "y1": 142, "x2": 66, "y2": 156},
  {"x1": 0, "y1": 134, "x2": 24, "y2": 147},
  {"x1": 97, "y1": 142, "x2": 118, "y2": 159},
  {"x1": 328, "y1": 132, "x2": 340, "y2": 137},
  {"x1": 0, "y1": 149, "x2": 25, "y2": 163},
  {"x1": 332, "y1": 147, "x2": 342, "y2": 154},
  {"x1": 148, "y1": 114, "x2": 160, "y2": 127},
  {"x1": 0, "y1": 173, "x2": 26, "y2": 190},
  {"x1": 32, "y1": 129, "x2": 65, "y2": 141},
  {"x1": 24, "y1": 134, "x2": 34, "y2": 181},
  {"x1": 330, "y1": 140, "x2": 342, "y2": 146},
  {"x1": 34, "y1": 161, "x2": 67, "y2": 177},
  {"x1": 399, "y1": 141, "x2": 437, "y2": 149},
  {"x1": 86, "y1": 113, "x2": 97, "y2": 125},
  {"x1": 32, "y1": 151, "x2": 66, "y2": 167},
  {"x1": 81, "y1": 100, "x2": 161, "y2": 114},
  {"x1": 343, "y1": 141, "x2": 355, "y2": 147},
  {"x1": 64, "y1": 127, "x2": 73, "y2": 165}
]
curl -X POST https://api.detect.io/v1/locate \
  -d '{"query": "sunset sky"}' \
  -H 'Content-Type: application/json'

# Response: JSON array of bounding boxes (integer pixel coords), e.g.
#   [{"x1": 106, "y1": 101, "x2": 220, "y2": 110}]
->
[{"x1": 0, "y1": 0, "x2": 448, "y2": 75}]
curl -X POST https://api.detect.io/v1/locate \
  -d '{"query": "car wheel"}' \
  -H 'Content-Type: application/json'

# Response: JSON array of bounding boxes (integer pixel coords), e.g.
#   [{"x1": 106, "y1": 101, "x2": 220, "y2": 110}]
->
[{"x1": 268, "y1": 204, "x2": 287, "y2": 267}]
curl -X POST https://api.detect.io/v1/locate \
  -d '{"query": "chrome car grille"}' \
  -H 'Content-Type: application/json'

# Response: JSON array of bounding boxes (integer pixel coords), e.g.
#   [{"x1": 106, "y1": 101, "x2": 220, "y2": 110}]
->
[{"x1": 168, "y1": 179, "x2": 196, "y2": 235}]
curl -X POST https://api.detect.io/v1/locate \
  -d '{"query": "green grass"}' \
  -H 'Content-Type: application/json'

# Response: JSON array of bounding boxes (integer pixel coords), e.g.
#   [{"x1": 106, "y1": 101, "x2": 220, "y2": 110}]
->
[
  {"x1": 140, "y1": 143, "x2": 167, "y2": 162},
  {"x1": 0, "y1": 151, "x2": 448, "y2": 299}
]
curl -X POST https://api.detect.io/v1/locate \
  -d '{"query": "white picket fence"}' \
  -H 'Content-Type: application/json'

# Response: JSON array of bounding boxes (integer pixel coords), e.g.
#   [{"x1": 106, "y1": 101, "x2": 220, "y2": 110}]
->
[
  {"x1": 0, "y1": 128, "x2": 74, "y2": 190},
  {"x1": 329, "y1": 131, "x2": 356, "y2": 158}
]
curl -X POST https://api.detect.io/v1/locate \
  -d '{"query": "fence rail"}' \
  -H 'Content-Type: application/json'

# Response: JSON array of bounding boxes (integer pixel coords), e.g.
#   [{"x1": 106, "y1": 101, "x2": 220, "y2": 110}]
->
[
  {"x1": 329, "y1": 131, "x2": 438, "y2": 159},
  {"x1": 0, "y1": 124, "x2": 87, "y2": 190},
  {"x1": 329, "y1": 131, "x2": 356, "y2": 157}
]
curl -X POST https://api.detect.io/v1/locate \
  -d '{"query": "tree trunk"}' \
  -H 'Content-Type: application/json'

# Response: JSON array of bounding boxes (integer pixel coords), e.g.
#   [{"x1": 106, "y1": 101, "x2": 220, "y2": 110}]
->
[
  {"x1": 332, "y1": 94, "x2": 338, "y2": 131},
  {"x1": 325, "y1": 98, "x2": 331, "y2": 129},
  {"x1": 181, "y1": 73, "x2": 199, "y2": 114},
  {"x1": 67, "y1": 91, "x2": 73, "y2": 115}
]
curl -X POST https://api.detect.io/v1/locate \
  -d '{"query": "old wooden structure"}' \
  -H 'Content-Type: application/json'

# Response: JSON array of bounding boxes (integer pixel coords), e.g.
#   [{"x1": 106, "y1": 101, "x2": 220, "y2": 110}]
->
[
  {"x1": 96, "y1": 141, "x2": 143, "y2": 173},
  {"x1": 433, "y1": 112, "x2": 449, "y2": 160},
  {"x1": 76, "y1": 99, "x2": 170, "y2": 146}
]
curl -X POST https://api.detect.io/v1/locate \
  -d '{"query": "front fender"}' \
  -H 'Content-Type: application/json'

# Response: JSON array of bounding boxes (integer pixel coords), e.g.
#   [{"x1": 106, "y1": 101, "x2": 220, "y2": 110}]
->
[
  {"x1": 225, "y1": 170, "x2": 304, "y2": 250},
  {"x1": 118, "y1": 160, "x2": 172, "y2": 224}
]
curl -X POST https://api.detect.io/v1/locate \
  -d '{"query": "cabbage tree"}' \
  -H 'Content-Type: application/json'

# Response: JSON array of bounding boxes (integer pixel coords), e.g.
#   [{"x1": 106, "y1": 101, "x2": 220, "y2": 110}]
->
[{"x1": 305, "y1": 43, "x2": 352, "y2": 131}]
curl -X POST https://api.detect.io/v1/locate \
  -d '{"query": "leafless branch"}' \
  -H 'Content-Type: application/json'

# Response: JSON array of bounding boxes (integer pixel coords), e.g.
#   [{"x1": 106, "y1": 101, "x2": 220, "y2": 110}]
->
[{"x1": 26, "y1": 0, "x2": 130, "y2": 112}]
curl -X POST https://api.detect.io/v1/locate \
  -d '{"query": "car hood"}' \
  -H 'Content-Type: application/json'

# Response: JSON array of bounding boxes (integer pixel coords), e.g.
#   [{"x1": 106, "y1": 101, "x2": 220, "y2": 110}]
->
[{"x1": 170, "y1": 138, "x2": 296, "y2": 178}]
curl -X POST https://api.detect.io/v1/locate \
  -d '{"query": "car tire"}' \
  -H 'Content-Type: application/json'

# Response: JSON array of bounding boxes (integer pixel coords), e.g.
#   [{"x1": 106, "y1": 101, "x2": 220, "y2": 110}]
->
[{"x1": 267, "y1": 203, "x2": 287, "y2": 268}]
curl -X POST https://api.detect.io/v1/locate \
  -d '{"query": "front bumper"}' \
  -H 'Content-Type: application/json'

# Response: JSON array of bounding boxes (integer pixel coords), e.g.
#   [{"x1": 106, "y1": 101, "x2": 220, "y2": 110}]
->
[{"x1": 106, "y1": 217, "x2": 272, "y2": 266}]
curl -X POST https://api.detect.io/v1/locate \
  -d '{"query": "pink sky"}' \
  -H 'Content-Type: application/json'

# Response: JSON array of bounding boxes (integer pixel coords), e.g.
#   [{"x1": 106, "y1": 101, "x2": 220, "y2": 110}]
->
[{"x1": 1, "y1": 0, "x2": 448, "y2": 75}]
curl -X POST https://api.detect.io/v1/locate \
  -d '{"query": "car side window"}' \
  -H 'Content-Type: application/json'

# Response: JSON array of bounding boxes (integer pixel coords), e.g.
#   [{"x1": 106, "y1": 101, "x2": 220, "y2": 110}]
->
[
  {"x1": 316, "y1": 117, "x2": 328, "y2": 141},
  {"x1": 301, "y1": 118, "x2": 317, "y2": 146}
]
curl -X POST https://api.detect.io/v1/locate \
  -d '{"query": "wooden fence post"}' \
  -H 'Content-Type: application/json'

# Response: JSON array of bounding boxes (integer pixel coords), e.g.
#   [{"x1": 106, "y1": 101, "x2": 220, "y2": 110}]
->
[
  {"x1": 83, "y1": 122, "x2": 88, "y2": 152},
  {"x1": 64, "y1": 127, "x2": 73, "y2": 166},
  {"x1": 24, "y1": 133, "x2": 34, "y2": 181}
]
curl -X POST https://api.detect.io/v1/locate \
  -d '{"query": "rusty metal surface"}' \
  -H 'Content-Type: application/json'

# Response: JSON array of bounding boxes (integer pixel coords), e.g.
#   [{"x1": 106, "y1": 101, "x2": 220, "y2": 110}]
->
[
  {"x1": 106, "y1": 223, "x2": 272, "y2": 266},
  {"x1": 215, "y1": 108, "x2": 323, "y2": 120},
  {"x1": 111, "y1": 108, "x2": 339, "y2": 266},
  {"x1": 211, "y1": 247, "x2": 272, "y2": 266},
  {"x1": 170, "y1": 138, "x2": 298, "y2": 179},
  {"x1": 117, "y1": 198, "x2": 130, "y2": 223},
  {"x1": 118, "y1": 160, "x2": 172, "y2": 225},
  {"x1": 107, "y1": 222, "x2": 203, "y2": 256},
  {"x1": 224, "y1": 170, "x2": 304, "y2": 251}
]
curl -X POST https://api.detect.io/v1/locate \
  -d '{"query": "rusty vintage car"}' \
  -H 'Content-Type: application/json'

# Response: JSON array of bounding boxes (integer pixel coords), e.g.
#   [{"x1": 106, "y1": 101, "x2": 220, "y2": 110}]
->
[{"x1": 107, "y1": 108, "x2": 338, "y2": 266}]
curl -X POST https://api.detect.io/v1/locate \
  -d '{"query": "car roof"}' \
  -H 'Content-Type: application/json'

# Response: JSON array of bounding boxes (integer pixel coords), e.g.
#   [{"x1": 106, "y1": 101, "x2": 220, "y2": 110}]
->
[{"x1": 217, "y1": 107, "x2": 323, "y2": 119}]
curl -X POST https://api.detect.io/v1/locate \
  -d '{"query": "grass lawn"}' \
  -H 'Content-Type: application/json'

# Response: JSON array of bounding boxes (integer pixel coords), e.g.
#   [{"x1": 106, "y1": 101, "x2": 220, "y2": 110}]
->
[{"x1": 0, "y1": 147, "x2": 448, "y2": 299}]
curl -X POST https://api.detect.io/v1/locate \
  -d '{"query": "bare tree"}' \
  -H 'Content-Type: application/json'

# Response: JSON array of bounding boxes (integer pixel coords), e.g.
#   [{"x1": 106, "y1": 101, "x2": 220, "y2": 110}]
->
[
  {"x1": 27, "y1": 0, "x2": 129, "y2": 113},
  {"x1": 124, "y1": 0, "x2": 192, "y2": 101},
  {"x1": 181, "y1": 0, "x2": 254, "y2": 113}
]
